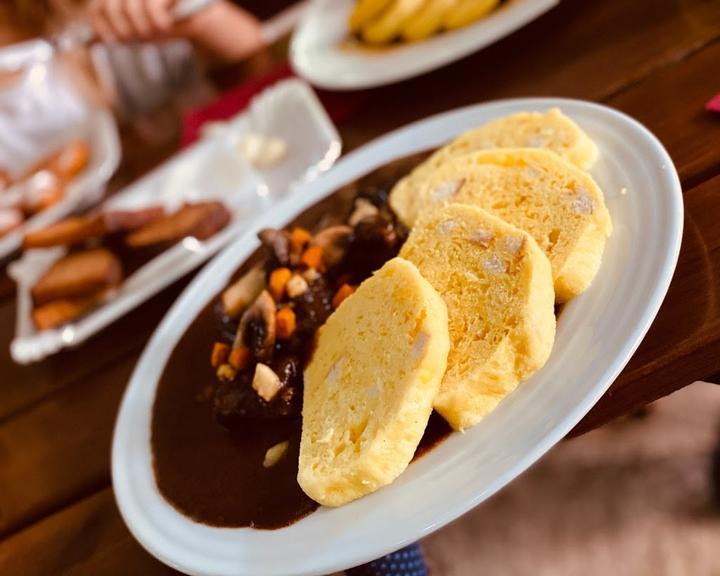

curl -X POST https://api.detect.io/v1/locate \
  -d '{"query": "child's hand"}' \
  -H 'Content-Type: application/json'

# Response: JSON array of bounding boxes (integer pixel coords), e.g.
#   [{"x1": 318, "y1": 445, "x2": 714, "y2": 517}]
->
[
  {"x1": 89, "y1": 0, "x2": 264, "y2": 63},
  {"x1": 89, "y1": 0, "x2": 185, "y2": 42}
]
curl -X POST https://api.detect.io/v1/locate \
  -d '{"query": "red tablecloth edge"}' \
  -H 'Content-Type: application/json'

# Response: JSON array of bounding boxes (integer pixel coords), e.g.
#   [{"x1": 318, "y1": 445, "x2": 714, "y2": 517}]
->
[{"x1": 705, "y1": 92, "x2": 720, "y2": 113}]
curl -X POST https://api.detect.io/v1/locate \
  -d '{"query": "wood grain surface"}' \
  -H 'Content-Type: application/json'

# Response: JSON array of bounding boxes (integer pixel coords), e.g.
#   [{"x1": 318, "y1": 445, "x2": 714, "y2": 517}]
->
[{"x1": 0, "y1": 0, "x2": 719, "y2": 573}]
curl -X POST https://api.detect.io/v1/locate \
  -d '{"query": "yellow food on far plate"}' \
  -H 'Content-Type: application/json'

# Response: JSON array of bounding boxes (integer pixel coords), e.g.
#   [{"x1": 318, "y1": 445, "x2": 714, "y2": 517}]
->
[
  {"x1": 350, "y1": 0, "x2": 502, "y2": 44},
  {"x1": 444, "y1": 0, "x2": 500, "y2": 29},
  {"x1": 361, "y1": 0, "x2": 427, "y2": 44},
  {"x1": 390, "y1": 148, "x2": 611, "y2": 302},
  {"x1": 299, "y1": 257, "x2": 450, "y2": 507},
  {"x1": 349, "y1": 0, "x2": 394, "y2": 33},
  {"x1": 400, "y1": 204, "x2": 556, "y2": 431},
  {"x1": 401, "y1": 0, "x2": 458, "y2": 42}
]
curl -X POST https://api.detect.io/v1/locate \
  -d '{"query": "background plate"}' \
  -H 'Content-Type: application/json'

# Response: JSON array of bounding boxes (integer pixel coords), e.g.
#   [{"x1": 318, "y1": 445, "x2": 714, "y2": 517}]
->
[
  {"x1": 113, "y1": 98, "x2": 682, "y2": 576},
  {"x1": 291, "y1": 0, "x2": 558, "y2": 90},
  {"x1": 9, "y1": 79, "x2": 340, "y2": 363}
]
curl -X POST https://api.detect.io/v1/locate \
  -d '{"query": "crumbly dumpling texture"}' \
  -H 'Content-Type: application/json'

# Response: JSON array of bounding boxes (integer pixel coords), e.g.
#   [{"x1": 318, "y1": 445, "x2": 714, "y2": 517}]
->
[
  {"x1": 391, "y1": 108, "x2": 597, "y2": 209},
  {"x1": 448, "y1": 108, "x2": 598, "y2": 169},
  {"x1": 400, "y1": 204, "x2": 555, "y2": 431},
  {"x1": 299, "y1": 257, "x2": 450, "y2": 507},
  {"x1": 391, "y1": 148, "x2": 612, "y2": 302}
]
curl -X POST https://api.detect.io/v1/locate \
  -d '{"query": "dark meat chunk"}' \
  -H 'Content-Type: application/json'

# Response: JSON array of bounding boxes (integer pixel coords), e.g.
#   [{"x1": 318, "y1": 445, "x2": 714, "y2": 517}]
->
[
  {"x1": 258, "y1": 228, "x2": 292, "y2": 267},
  {"x1": 293, "y1": 277, "x2": 334, "y2": 334},
  {"x1": 341, "y1": 215, "x2": 403, "y2": 283},
  {"x1": 214, "y1": 301, "x2": 239, "y2": 342},
  {"x1": 213, "y1": 355, "x2": 302, "y2": 425},
  {"x1": 311, "y1": 225, "x2": 352, "y2": 269}
]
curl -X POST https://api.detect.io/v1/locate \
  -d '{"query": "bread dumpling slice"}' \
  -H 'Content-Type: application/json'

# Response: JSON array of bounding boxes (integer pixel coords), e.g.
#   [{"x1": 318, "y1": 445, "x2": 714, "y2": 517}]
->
[
  {"x1": 391, "y1": 108, "x2": 597, "y2": 211},
  {"x1": 400, "y1": 204, "x2": 555, "y2": 431},
  {"x1": 449, "y1": 108, "x2": 598, "y2": 170},
  {"x1": 391, "y1": 148, "x2": 611, "y2": 302},
  {"x1": 299, "y1": 257, "x2": 450, "y2": 507}
]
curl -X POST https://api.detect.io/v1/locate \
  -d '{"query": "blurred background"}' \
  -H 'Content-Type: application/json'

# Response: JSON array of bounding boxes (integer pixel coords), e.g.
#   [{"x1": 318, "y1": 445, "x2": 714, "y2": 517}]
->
[
  {"x1": 1, "y1": 1, "x2": 719, "y2": 575},
  {"x1": 423, "y1": 383, "x2": 720, "y2": 576}
]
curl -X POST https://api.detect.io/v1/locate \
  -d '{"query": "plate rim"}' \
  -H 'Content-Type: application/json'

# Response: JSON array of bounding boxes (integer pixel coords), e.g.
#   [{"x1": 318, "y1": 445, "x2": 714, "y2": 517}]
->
[{"x1": 112, "y1": 97, "x2": 684, "y2": 576}]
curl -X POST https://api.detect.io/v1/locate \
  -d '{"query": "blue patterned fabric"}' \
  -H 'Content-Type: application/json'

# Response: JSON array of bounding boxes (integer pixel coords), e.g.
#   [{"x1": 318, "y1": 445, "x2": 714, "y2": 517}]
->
[{"x1": 346, "y1": 543, "x2": 428, "y2": 576}]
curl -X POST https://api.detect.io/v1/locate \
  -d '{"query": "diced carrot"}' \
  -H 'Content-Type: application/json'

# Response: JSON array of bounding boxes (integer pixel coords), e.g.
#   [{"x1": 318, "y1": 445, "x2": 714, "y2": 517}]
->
[
  {"x1": 335, "y1": 273, "x2": 352, "y2": 288},
  {"x1": 210, "y1": 341, "x2": 230, "y2": 368},
  {"x1": 229, "y1": 346, "x2": 252, "y2": 371},
  {"x1": 332, "y1": 284, "x2": 355, "y2": 308},
  {"x1": 269, "y1": 267, "x2": 292, "y2": 301},
  {"x1": 276, "y1": 306, "x2": 297, "y2": 339},
  {"x1": 300, "y1": 245, "x2": 324, "y2": 271},
  {"x1": 290, "y1": 227, "x2": 312, "y2": 252}
]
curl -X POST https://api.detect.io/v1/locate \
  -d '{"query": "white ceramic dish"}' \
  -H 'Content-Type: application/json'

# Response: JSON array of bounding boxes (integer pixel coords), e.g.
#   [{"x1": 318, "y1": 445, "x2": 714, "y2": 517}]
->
[
  {"x1": 0, "y1": 109, "x2": 119, "y2": 261},
  {"x1": 0, "y1": 108, "x2": 120, "y2": 259},
  {"x1": 113, "y1": 98, "x2": 683, "y2": 576},
  {"x1": 0, "y1": 82, "x2": 120, "y2": 260},
  {"x1": 9, "y1": 79, "x2": 340, "y2": 364},
  {"x1": 0, "y1": 57, "x2": 120, "y2": 261},
  {"x1": 291, "y1": 0, "x2": 558, "y2": 90}
]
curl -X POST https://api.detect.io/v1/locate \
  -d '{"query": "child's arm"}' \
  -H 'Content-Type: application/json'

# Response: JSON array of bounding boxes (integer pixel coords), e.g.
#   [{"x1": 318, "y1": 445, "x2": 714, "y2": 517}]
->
[{"x1": 89, "y1": 0, "x2": 265, "y2": 62}]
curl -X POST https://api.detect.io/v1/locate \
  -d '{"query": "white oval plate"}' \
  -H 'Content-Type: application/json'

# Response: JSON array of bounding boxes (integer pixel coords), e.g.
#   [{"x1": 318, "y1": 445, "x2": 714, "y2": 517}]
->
[
  {"x1": 291, "y1": 0, "x2": 558, "y2": 90},
  {"x1": 113, "y1": 98, "x2": 682, "y2": 576}
]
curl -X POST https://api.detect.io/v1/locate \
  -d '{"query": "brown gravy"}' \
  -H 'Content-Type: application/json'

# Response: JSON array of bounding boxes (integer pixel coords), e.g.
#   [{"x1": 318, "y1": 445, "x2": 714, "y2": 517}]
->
[
  {"x1": 152, "y1": 299, "x2": 452, "y2": 528},
  {"x1": 151, "y1": 152, "x2": 451, "y2": 530},
  {"x1": 152, "y1": 300, "x2": 317, "y2": 529}
]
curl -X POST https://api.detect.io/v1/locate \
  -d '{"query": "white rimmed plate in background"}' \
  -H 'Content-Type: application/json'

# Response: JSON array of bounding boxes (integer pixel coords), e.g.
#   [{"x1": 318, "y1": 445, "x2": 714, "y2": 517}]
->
[
  {"x1": 0, "y1": 108, "x2": 120, "y2": 261},
  {"x1": 9, "y1": 79, "x2": 341, "y2": 364},
  {"x1": 113, "y1": 98, "x2": 682, "y2": 576},
  {"x1": 291, "y1": 0, "x2": 558, "y2": 90},
  {"x1": 0, "y1": 54, "x2": 121, "y2": 261}
]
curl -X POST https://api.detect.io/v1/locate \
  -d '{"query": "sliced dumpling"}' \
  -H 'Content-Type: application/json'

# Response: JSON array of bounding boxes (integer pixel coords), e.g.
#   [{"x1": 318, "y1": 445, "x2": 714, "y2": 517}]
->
[
  {"x1": 391, "y1": 148, "x2": 611, "y2": 301},
  {"x1": 400, "y1": 204, "x2": 555, "y2": 431},
  {"x1": 391, "y1": 108, "x2": 598, "y2": 213},
  {"x1": 299, "y1": 257, "x2": 450, "y2": 506}
]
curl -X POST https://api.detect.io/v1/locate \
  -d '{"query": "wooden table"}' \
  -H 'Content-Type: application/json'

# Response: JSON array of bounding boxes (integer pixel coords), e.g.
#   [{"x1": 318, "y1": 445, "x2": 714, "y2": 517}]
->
[{"x1": 1, "y1": 1, "x2": 720, "y2": 573}]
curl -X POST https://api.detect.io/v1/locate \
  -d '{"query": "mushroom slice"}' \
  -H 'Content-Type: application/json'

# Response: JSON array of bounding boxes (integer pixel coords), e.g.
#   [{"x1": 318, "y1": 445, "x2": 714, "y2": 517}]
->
[
  {"x1": 235, "y1": 290, "x2": 276, "y2": 362},
  {"x1": 312, "y1": 225, "x2": 353, "y2": 267},
  {"x1": 221, "y1": 264, "x2": 265, "y2": 319},
  {"x1": 258, "y1": 228, "x2": 291, "y2": 266}
]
